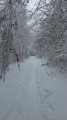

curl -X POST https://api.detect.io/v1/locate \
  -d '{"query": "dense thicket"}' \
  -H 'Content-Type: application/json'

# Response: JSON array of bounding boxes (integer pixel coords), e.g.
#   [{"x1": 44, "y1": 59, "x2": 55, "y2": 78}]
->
[{"x1": 35, "y1": 0, "x2": 67, "y2": 69}]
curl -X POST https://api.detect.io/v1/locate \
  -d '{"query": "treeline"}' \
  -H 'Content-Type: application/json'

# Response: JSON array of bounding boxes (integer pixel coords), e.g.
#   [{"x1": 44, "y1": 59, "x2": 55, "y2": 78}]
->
[
  {"x1": 0, "y1": 0, "x2": 31, "y2": 80},
  {"x1": 35, "y1": 0, "x2": 67, "y2": 70}
]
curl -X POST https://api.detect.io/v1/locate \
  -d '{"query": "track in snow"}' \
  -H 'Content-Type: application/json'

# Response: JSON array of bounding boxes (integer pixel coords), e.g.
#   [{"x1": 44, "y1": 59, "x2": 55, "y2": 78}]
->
[{"x1": 0, "y1": 56, "x2": 67, "y2": 120}]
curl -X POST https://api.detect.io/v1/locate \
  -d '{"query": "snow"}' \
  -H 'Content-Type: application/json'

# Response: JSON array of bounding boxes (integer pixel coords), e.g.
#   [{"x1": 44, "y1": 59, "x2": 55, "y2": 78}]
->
[
  {"x1": 0, "y1": 0, "x2": 5, "y2": 10},
  {"x1": 0, "y1": 56, "x2": 67, "y2": 120}
]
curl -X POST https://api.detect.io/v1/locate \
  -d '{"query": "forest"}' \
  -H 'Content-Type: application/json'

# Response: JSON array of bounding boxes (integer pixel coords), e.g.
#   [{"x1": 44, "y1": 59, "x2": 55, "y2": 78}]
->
[
  {"x1": 0, "y1": 1, "x2": 67, "y2": 120},
  {"x1": 0, "y1": 0, "x2": 67, "y2": 80}
]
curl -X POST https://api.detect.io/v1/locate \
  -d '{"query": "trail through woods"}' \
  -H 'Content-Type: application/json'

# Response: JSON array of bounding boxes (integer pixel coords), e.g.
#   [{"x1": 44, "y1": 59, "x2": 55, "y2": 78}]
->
[{"x1": 0, "y1": 56, "x2": 67, "y2": 120}]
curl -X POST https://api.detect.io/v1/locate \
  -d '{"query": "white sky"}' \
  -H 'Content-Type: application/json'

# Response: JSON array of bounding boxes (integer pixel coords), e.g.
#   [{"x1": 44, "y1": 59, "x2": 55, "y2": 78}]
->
[
  {"x1": 27, "y1": 0, "x2": 49, "y2": 11},
  {"x1": 27, "y1": 0, "x2": 39, "y2": 11}
]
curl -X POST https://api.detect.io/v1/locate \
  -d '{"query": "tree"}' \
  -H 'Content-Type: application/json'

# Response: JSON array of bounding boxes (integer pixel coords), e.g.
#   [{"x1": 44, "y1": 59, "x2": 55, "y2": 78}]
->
[
  {"x1": 35, "y1": 0, "x2": 67, "y2": 68},
  {"x1": 0, "y1": 0, "x2": 30, "y2": 81}
]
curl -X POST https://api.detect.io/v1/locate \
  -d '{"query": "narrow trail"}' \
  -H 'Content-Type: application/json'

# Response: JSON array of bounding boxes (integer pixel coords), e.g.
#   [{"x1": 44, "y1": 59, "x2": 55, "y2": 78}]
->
[{"x1": 0, "y1": 56, "x2": 67, "y2": 120}]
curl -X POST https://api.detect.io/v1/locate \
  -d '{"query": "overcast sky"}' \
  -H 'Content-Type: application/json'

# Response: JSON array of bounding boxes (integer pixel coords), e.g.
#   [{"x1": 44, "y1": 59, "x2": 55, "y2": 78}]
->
[
  {"x1": 27, "y1": 0, "x2": 39, "y2": 11},
  {"x1": 27, "y1": 0, "x2": 49, "y2": 11}
]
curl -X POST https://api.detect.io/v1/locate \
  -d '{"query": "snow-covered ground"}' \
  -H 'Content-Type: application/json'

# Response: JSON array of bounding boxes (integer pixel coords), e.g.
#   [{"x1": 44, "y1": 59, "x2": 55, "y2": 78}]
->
[{"x1": 0, "y1": 56, "x2": 67, "y2": 120}]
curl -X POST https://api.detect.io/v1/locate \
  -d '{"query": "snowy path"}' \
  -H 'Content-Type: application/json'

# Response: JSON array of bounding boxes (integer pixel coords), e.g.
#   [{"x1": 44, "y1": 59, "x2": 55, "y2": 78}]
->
[{"x1": 0, "y1": 56, "x2": 67, "y2": 120}]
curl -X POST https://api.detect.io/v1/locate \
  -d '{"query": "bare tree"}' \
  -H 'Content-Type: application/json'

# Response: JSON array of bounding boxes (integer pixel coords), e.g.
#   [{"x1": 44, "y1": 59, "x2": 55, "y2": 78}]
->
[
  {"x1": 0, "y1": 0, "x2": 30, "y2": 81},
  {"x1": 35, "y1": 0, "x2": 67, "y2": 69}
]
